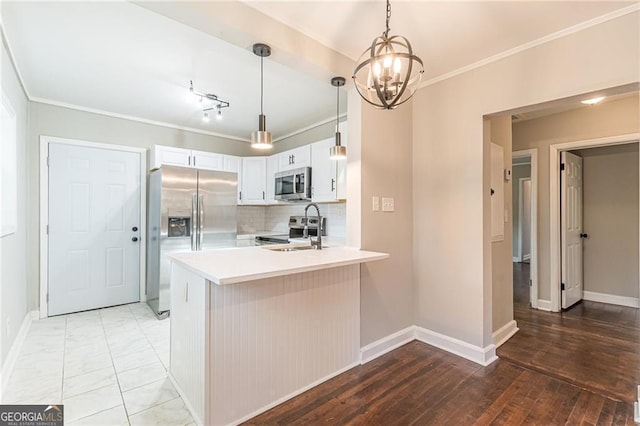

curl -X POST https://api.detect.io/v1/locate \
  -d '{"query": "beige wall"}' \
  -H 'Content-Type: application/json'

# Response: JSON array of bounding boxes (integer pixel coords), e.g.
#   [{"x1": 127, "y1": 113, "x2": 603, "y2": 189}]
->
[
  {"x1": 573, "y1": 144, "x2": 639, "y2": 299},
  {"x1": 272, "y1": 118, "x2": 346, "y2": 154},
  {"x1": 512, "y1": 94, "x2": 640, "y2": 301},
  {"x1": 489, "y1": 116, "x2": 514, "y2": 334},
  {"x1": 413, "y1": 11, "x2": 639, "y2": 349},
  {"x1": 357, "y1": 98, "x2": 414, "y2": 346},
  {"x1": 512, "y1": 164, "x2": 531, "y2": 259},
  {"x1": 1, "y1": 37, "x2": 29, "y2": 367}
]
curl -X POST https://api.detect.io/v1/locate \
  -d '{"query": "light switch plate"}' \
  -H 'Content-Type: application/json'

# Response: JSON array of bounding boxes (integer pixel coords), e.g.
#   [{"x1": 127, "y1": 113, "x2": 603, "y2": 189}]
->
[
  {"x1": 382, "y1": 197, "x2": 394, "y2": 212},
  {"x1": 372, "y1": 196, "x2": 380, "y2": 211}
]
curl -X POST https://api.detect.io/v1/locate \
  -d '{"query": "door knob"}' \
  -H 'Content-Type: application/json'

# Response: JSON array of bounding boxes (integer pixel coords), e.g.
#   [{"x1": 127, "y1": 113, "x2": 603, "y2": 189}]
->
[
  {"x1": 132, "y1": 237, "x2": 139, "y2": 242},
  {"x1": 132, "y1": 226, "x2": 138, "y2": 232},
  {"x1": 580, "y1": 233, "x2": 588, "y2": 239}
]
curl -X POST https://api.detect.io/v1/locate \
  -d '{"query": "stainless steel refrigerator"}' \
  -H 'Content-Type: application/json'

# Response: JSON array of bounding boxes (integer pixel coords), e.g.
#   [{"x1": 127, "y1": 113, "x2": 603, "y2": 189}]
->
[{"x1": 146, "y1": 165, "x2": 237, "y2": 318}]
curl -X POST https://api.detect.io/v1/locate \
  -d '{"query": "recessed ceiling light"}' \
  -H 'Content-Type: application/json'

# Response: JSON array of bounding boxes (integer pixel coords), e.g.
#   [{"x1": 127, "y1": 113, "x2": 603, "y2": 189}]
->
[{"x1": 581, "y1": 96, "x2": 605, "y2": 105}]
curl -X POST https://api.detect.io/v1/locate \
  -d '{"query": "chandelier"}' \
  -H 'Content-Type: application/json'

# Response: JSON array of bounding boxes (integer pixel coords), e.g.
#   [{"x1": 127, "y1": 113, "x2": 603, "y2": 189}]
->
[
  {"x1": 188, "y1": 81, "x2": 229, "y2": 122},
  {"x1": 352, "y1": 0, "x2": 424, "y2": 109}
]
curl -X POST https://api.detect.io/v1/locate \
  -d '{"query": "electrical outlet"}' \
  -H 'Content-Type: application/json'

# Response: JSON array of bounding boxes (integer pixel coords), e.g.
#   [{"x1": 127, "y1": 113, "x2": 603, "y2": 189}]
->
[
  {"x1": 372, "y1": 196, "x2": 380, "y2": 212},
  {"x1": 504, "y1": 209, "x2": 509, "y2": 223},
  {"x1": 382, "y1": 197, "x2": 394, "y2": 212}
]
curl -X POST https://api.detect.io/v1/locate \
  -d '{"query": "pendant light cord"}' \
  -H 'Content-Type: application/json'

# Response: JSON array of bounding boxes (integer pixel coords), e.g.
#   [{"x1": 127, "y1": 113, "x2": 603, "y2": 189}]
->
[
  {"x1": 336, "y1": 84, "x2": 340, "y2": 132},
  {"x1": 260, "y1": 55, "x2": 264, "y2": 115},
  {"x1": 384, "y1": 0, "x2": 391, "y2": 38}
]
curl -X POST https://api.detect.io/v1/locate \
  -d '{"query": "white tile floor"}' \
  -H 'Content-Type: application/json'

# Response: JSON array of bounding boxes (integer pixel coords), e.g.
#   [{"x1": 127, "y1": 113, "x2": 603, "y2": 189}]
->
[{"x1": 1, "y1": 303, "x2": 194, "y2": 425}]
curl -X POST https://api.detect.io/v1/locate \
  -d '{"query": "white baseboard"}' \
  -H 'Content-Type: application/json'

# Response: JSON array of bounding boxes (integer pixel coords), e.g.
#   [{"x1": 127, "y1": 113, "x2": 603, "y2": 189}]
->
[
  {"x1": 414, "y1": 326, "x2": 498, "y2": 366},
  {"x1": 537, "y1": 300, "x2": 552, "y2": 311},
  {"x1": 635, "y1": 401, "x2": 639, "y2": 423},
  {"x1": 230, "y1": 361, "x2": 360, "y2": 426},
  {"x1": 360, "y1": 326, "x2": 415, "y2": 364},
  {"x1": 492, "y1": 320, "x2": 519, "y2": 348},
  {"x1": 522, "y1": 254, "x2": 531, "y2": 261},
  {"x1": 583, "y1": 291, "x2": 640, "y2": 308},
  {"x1": 1, "y1": 310, "x2": 38, "y2": 396}
]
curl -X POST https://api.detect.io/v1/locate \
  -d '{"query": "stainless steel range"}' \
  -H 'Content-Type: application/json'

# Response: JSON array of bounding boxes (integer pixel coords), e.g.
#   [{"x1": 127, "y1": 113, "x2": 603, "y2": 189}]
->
[{"x1": 254, "y1": 215, "x2": 327, "y2": 245}]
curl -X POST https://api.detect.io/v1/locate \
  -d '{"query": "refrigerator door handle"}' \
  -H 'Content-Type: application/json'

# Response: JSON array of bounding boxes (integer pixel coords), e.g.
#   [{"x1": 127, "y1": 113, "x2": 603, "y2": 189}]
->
[
  {"x1": 198, "y1": 194, "x2": 204, "y2": 251},
  {"x1": 191, "y1": 194, "x2": 197, "y2": 251}
]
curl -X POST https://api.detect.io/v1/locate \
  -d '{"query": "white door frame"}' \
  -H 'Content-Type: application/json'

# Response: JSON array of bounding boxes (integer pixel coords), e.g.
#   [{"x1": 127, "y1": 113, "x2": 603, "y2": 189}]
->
[
  {"x1": 549, "y1": 132, "x2": 640, "y2": 312},
  {"x1": 512, "y1": 149, "x2": 538, "y2": 309},
  {"x1": 517, "y1": 177, "x2": 531, "y2": 262},
  {"x1": 39, "y1": 136, "x2": 147, "y2": 319}
]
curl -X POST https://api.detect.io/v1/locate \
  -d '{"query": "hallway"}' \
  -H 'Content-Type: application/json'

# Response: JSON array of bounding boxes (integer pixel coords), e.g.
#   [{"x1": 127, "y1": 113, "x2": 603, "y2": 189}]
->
[{"x1": 498, "y1": 263, "x2": 640, "y2": 402}]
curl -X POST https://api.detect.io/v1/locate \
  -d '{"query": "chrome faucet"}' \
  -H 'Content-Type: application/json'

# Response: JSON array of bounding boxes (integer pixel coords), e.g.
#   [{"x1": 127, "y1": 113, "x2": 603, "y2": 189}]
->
[{"x1": 303, "y1": 202, "x2": 322, "y2": 250}]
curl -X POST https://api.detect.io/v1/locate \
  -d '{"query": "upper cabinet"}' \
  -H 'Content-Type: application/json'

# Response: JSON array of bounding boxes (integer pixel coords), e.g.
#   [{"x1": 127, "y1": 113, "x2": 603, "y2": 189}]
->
[
  {"x1": 310, "y1": 133, "x2": 347, "y2": 202},
  {"x1": 278, "y1": 145, "x2": 310, "y2": 171},
  {"x1": 152, "y1": 145, "x2": 224, "y2": 171},
  {"x1": 241, "y1": 157, "x2": 267, "y2": 205},
  {"x1": 223, "y1": 155, "x2": 242, "y2": 204}
]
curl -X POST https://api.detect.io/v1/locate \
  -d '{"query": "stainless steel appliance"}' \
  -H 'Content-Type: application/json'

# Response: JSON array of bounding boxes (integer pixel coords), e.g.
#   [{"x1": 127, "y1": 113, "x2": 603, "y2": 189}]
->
[
  {"x1": 274, "y1": 167, "x2": 312, "y2": 201},
  {"x1": 146, "y1": 165, "x2": 237, "y2": 318},
  {"x1": 287, "y1": 215, "x2": 326, "y2": 239}
]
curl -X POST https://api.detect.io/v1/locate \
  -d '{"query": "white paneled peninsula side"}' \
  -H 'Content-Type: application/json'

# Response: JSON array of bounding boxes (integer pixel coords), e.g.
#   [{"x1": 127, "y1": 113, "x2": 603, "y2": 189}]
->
[{"x1": 168, "y1": 245, "x2": 388, "y2": 425}]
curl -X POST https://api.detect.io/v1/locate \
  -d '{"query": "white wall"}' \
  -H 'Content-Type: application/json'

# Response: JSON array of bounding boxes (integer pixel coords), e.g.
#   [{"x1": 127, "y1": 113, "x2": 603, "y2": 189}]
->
[
  {"x1": 412, "y1": 10, "x2": 639, "y2": 349},
  {"x1": 1, "y1": 36, "x2": 29, "y2": 367},
  {"x1": 574, "y1": 144, "x2": 639, "y2": 298},
  {"x1": 513, "y1": 95, "x2": 640, "y2": 301},
  {"x1": 489, "y1": 116, "x2": 513, "y2": 334}
]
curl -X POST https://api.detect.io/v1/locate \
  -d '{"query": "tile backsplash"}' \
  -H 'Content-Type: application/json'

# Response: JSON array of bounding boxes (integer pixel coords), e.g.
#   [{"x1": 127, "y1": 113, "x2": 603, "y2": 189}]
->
[{"x1": 238, "y1": 202, "x2": 346, "y2": 238}]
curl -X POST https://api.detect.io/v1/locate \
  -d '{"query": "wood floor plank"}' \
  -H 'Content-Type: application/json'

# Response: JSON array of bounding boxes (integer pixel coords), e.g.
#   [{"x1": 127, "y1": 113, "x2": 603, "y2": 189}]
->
[{"x1": 246, "y1": 262, "x2": 638, "y2": 425}]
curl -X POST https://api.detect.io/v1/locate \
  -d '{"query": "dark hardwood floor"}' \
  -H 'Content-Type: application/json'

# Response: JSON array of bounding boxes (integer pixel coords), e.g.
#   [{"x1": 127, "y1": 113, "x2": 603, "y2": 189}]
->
[
  {"x1": 246, "y1": 263, "x2": 639, "y2": 425},
  {"x1": 499, "y1": 263, "x2": 640, "y2": 403}
]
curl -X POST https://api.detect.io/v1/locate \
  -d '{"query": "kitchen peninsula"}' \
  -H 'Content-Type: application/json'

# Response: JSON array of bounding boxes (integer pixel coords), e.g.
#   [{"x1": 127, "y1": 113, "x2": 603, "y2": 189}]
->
[{"x1": 168, "y1": 244, "x2": 388, "y2": 425}]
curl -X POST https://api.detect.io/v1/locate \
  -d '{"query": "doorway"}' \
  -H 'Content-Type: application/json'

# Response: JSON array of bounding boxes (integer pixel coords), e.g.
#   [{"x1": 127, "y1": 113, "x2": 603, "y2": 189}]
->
[
  {"x1": 40, "y1": 136, "x2": 147, "y2": 318},
  {"x1": 550, "y1": 135, "x2": 640, "y2": 311},
  {"x1": 512, "y1": 149, "x2": 538, "y2": 309}
]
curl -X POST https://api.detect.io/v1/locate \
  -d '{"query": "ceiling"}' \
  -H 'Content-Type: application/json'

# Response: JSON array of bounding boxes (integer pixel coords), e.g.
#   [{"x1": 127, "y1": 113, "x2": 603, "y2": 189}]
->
[{"x1": 2, "y1": 1, "x2": 636, "y2": 143}]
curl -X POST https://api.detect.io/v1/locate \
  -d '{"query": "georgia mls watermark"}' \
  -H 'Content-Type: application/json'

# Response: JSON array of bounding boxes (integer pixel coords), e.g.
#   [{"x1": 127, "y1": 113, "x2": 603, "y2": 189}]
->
[{"x1": 0, "y1": 405, "x2": 63, "y2": 426}]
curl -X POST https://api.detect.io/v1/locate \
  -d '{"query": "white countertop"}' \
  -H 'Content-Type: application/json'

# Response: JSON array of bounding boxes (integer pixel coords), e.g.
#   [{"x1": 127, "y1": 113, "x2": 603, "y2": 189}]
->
[{"x1": 169, "y1": 243, "x2": 389, "y2": 285}]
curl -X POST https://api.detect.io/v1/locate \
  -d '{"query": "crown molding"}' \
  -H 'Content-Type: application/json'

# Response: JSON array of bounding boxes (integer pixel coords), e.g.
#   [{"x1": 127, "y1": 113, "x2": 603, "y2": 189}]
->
[
  {"x1": 273, "y1": 112, "x2": 347, "y2": 143},
  {"x1": 420, "y1": 4, "x2": 640, "y2": 89},
  {"x1": 0, "y1": 19, "x2": 31, "y2": 100}
]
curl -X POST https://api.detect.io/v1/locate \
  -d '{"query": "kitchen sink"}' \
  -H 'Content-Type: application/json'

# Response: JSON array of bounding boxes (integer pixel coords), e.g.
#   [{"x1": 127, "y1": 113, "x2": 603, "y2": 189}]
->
[{"x1": 265, "y1": 245, "x2": 324, "y2": 252}]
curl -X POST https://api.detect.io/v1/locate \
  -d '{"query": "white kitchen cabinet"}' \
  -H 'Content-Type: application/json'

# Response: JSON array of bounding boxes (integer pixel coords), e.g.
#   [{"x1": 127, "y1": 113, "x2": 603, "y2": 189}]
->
[
  {"x1": 152, "y1": 145, "x2": 192, "y2": 169},
  {"x1": 170, "y1": 263, "x2": 207, "y2": 424},
  {"x1": 310, "y1": 138, "x2": 338, "y2": 202},
  {"x1": 278, "y1": 145, "x2": 311, "y2": 171},
  {"x1": 241, "y1": 157, "x2": 267, "y2": 205},
  {"x1": 223, "y1": 155, "x2": 242, "y2": 203},
  {"x1": 310, "y1": 128, "x2": 347, "y2": 202},
  {"x1": 191, "y1": 149, "x2": 224, "y2": 170},
  {"x1": 152, "y1": 145, "x2": 224, "y2": 171},
  {"x1": 265, "y1": 154, "x2": 278, "y2": 203}
]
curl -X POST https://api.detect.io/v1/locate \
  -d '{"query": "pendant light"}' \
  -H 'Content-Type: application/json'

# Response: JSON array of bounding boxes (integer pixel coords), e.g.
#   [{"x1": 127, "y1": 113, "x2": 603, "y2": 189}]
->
[
  {"x1": 329, "y1": 77, "x2": 346, "y2": 160},
  {"x1": 352, "y1": 0, "x2": 424, "y2": 109},
  {"x1": 251, "y1": 43, "x2": 273, "y2": 150}
]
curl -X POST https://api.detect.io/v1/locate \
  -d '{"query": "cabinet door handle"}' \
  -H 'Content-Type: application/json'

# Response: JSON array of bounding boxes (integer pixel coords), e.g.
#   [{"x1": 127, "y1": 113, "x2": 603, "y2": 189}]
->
[
  {"x1": 331, "y1": 178, "x2": 335, "y2": 192},
  {"x1": 193, "y1": 156, "x2": 196, "y2": 166},
  {"x1": 292, "y1": 154, "x2": 295, "y2": 164},
  {"x1": 262, "y1": 191, "x2": 265, "y2": 200},
  {"x1": 188, "y1": 155, "x2": 191, "y2": 166},
  {"x1": 239, "y1": 191, "x2": 242, "y2": 201}
]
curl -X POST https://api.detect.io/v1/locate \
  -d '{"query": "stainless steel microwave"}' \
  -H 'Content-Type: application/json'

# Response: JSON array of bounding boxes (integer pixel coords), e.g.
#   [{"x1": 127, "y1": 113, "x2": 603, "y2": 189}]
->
[{"x1": 274, "y1": 167, "x2": 311, "y2": 201}]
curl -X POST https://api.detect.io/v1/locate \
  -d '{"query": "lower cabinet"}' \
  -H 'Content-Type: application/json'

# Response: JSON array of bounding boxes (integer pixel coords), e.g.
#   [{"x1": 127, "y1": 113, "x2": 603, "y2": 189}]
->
[{"x1": 170, "y1": 264, "x2": 206, "y2": 424}]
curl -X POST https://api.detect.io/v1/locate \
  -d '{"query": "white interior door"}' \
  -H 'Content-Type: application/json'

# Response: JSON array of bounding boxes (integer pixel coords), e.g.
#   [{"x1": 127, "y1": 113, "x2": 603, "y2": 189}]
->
[
  {"x1": 561, "y1": 151, "x2": 584, "y2": 309},
  {"x1": 48, "y1": 143, "x2": 141, "y2": 316},
  {"x1": 520, "y1": 179, "x2": 532, "y2": 261}
]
